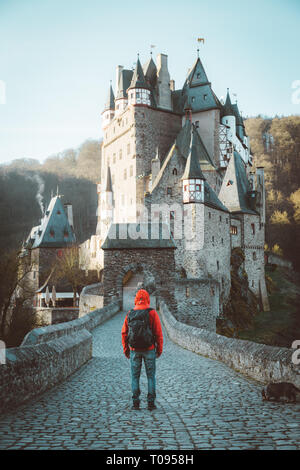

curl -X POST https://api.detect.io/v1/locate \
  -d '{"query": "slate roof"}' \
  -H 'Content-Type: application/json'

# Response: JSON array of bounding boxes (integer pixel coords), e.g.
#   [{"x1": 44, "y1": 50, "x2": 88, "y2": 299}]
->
[
  {"x1": 101, "y1": 223, "x2": 176, "y2": 250},
  {"x1": 128, "y1": 57, "x2": 150, "y2": 90},
  {"x1": 218, "y1": 151, "x2": 257, "y2": 215},
  {"x1": 116, "y1": 69, "x2": 133, "y2": 100},
  {"x1": 28, "y1": 196, "x2": 76, "y2": 249},
  {"x1": 221, "y1": 90, "x2": 235, "y2": 117},
  {"x1": 104, "y1": 84, "x2": 115, "y2": 111},
  {"x1": 182, "y1": 128, "x2": 206, "y2": 180}
]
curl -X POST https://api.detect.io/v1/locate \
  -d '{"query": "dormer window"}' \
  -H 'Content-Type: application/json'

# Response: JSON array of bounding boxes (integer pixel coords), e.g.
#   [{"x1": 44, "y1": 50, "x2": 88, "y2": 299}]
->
[
  {"x1": 203, "y1": 94, "x2": 207, "y2": 100},
  {"x1": 191, "y1": 97, "x2": 195, "y2": 103},
  {"x1": 197, "y1": 73, "x2": 200, "y2": 79}
]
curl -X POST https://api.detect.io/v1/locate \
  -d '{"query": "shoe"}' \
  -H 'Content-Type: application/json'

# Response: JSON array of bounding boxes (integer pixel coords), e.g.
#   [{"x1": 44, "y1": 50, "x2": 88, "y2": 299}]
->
[
  {"x1": 148, "y1": 402, "x2": 156, "y2": 410},
  {"x1": 132, "y1": 402, "x2": 140, "y2": 410}
]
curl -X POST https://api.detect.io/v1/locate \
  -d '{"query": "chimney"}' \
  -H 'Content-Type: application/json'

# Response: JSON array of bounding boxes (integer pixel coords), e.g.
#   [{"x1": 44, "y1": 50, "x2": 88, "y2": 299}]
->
[
  {"x1": 156, "y1": 53, "x2": 172, "y2": 111},
  {"x1": 64, "y1": 203, "x2": 74, "y2": 231},
  {"x1": 115, "y1": 65, "x2": 124, "y2": 95}
]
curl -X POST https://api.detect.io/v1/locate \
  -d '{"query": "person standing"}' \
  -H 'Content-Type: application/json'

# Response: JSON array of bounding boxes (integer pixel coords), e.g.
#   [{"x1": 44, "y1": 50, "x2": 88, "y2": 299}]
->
[{"x1": 121, "y1": 289, "x2": 163, "y2": 410}]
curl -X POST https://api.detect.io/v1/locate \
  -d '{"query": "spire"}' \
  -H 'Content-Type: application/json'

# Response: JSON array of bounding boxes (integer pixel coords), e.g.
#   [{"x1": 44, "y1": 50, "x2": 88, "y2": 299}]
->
[
  {"x1": 182, "y1": 126, "x2": 205, "y2": 181},
  {"x1": 105, "y1": 166, "x2": 113, "y2": 192},
  {"x1": 104, "y1": 83, "x2": 115, "y2": 111},
  {"x1": 222, "y1": 89, "x2": 235, "y2": 117},
  {"x1": 128, "y1": 56, "x2": 150, "y2": 90}
]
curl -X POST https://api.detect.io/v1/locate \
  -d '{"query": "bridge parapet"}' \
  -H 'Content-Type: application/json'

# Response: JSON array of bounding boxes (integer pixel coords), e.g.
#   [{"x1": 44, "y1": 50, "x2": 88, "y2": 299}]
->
[
  {"x1": 159, "y1": 300, "x2": 300, "y2": 387},
  {"x1": 0, "y1": 300, "x2": 121, "y2": 414}
]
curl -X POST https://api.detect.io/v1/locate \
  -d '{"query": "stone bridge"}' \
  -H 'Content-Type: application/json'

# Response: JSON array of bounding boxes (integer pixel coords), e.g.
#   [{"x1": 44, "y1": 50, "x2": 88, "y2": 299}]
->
[{"x1": 0, "y1": 303, "x2": 299, "y2": 450}]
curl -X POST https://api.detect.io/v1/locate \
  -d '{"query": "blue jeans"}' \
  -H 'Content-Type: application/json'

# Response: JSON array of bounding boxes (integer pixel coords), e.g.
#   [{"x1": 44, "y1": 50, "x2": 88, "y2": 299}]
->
[{"x1": 130, "y1": 349, "x2": 156, "y2": 404}]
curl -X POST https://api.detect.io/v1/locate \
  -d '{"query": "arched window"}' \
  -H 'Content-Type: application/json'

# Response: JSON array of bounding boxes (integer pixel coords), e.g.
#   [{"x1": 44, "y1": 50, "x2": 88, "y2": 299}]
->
[{"x1": 172, "y1": 168, "x2": 178, "y2": 175}]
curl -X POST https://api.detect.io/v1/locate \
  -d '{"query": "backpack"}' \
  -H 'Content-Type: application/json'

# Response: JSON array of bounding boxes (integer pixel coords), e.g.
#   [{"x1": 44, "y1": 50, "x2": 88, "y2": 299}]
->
[{"x1": 127, "y1": 308, "x2": 154, "y2": 349}]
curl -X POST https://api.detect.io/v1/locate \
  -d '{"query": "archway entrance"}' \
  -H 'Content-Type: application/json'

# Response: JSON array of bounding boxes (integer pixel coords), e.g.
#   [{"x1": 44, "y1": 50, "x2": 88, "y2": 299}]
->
[{"x1": 122, "y1": 269, "x2": 156, "y2": 312}]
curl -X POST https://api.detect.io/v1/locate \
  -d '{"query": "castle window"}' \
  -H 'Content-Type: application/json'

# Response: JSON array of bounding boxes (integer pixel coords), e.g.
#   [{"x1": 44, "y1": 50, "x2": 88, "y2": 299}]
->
[
  {"x1": 197, "y1": 73, "x2": 200, "y2": 79},
  {"x1": 251, "y1": 223, "x2": 255, "y2": 235},
  {"x1": 167, "y1": 187, "x2": 172, "y2": 196},
  {"x1": 212, "y1": 236, "x2": 215, "y2": 244},
  {"x1": 252, "y1": 280, "x2": 254, "y2": 287},
  {"x1": 230, "y1": 225, "x2": 238, "y2": 235},
  {"x1": 221, "y1": 238, "x2": 224, "y2": 244},
  {"x1": 219, "y1": 215, "x2": 222, "y2": 222},
  {"x1": 127, "y1": 143, "x2": 130, "y2": 155},
  {"x1": 170, "y1": 211, "x2": 175, "y2": 220},
  {"x1": 203, "y1": 94, "x2": 207, "y2": 100},
  {"x1": 186, "y1": 287, "x2": 190, "y2": 298},
  {"x1": 119, "y1": 149, "x2": 122, "y2": 160},
  {"x1": 217, "y1": 261, "x2": 220, "y2": 270},
  {"x1": 208, "y1": 212, "x2": 211, "y2": 219},
  {"x1": 253, "y1": 252, "x2": 257, "y2": 260},
  {"x1": 226, "y1": 218, "x2": 229, "y2": 224},
  {"x1": 191, "y1": 96, "x2": 195, "y2": 103},
  {"x1": 195, "y1": 121, "x2": 199, "y2": 129},
  {"x1": 172, "y1": 168, "x2": 177, "y2": 175}
]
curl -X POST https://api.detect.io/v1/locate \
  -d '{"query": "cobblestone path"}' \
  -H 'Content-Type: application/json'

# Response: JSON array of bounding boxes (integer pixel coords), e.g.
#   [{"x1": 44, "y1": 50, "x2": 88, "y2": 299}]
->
[{"x1": 0, "y1": 312, "x2": 299, "y2": 450}]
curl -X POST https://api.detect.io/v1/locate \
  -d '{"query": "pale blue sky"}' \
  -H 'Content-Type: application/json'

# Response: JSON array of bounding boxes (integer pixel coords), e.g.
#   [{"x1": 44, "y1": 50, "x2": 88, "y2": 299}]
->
[{"x1": 0, "y1": 0, "x2": 299, "y2": 164}]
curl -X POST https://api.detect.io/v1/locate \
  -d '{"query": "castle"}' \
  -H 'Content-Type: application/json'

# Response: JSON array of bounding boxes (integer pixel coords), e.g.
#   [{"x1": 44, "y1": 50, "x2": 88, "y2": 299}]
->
[{"x1": 80, "y1": 51, "x2": 269, "y2": 328}]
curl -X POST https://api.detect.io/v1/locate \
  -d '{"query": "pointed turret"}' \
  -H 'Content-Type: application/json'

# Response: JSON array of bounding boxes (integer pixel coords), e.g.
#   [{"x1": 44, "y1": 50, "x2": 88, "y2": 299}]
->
[
  {"x1": 102, "y1": 83, "x2": 115, "y2": 128},
  {"x1": 182, "y1": 126, "x2": 205, "y2": 203},
  {"x1": 128, "y1": 57, "x2": 150, "y2": 91},
  {"x1": 232, "y1": 102, "x2": 245, "y2": 140},
  {"x1": 127, "y1": 56, "x2": 151, "y2": 106},
  {"x1": 104, "y1": 83, "x2": 115, "y2": 111},
  {"x1": 221, "y1": 89, "x2": 235, "y2": 117}
]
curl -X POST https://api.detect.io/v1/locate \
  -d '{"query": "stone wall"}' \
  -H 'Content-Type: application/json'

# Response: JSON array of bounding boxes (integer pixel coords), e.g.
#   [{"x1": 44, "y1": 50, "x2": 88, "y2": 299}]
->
[
  {"x1": 34, "y1": 308, "x2": 79, "y2": 325},
  {"x1": 79, "y1": 283, "x2": 104, "y2": 317},
  {"x1": 174, "y1": 279, "x2": 219, "y2": 331},
  {"x1": 159, "y1": 300, "x2": 300, "y2": 387},
  {"x1": 0, "y1": 301, "x2": 121, "y2": 413}
]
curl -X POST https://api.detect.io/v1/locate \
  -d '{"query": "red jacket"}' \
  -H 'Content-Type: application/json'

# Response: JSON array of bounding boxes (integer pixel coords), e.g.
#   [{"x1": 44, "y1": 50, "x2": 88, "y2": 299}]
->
[{"x1": 121, "y1": 289, "x2": 163, "y2": 357}]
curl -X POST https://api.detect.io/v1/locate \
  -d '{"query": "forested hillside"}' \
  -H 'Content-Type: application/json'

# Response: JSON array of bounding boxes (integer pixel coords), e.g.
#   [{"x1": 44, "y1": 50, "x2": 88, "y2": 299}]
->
[
  {"x1": 245, "y1": 115, "x2": 300, "y2": 270},
  {"x1": 0, "y1": 139, "x2": 101, "y2": 253}
]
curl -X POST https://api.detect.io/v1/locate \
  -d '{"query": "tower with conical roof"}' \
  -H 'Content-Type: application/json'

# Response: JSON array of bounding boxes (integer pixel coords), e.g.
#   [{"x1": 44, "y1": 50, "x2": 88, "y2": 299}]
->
[
  {"x1": 182, "y1": 127, "x2": 205, "y2": 204},
  {"x1": 127, "y1": 56, "x2": 151, "y2": 107},
  {"x1": 102, "y1": 83, "x2": 115, "y2": 129}
]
